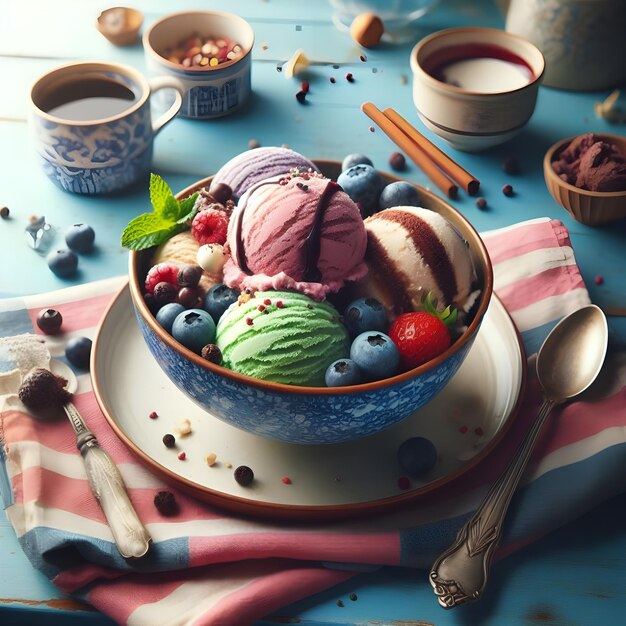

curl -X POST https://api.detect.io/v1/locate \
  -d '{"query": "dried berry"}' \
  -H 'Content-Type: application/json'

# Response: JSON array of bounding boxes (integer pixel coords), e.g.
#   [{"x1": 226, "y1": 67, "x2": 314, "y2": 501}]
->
[
  {"x1": 349, "y1": 593, "x2": 358, "y2": 601},
  {"x1": 153, "y1": 281, "x2": 178, "y2": 305},
  {"x1": 201, "y1": 343, "x2": 222, "y2": 364},
  {"x1": 0, "y1": 206, "x2": 9, "y2": 219},
  {"x1": 162, "y1": 433, "x2": 176, "y2": 448},
  {"x1": 329, "y1": 76, "x2": 336, "y2": 84},
  {"x1": 295, "y1": 90, "x2": 307, "y2": 104},
  {"x1": 301, "y1": 81, "x2": 310, "y2": 93},
  {"x1": 502, "y1": 184, "x2": 514, "y2": 197},
  {"x1": 177, "y1": 451, "x2": 186, "y2": 461},
  {"x1": 177, "y1": 264, "x2": 202, "y2": 288},
  {"x1": 177, "y1": 286, "x2": 199, "y2": 309},
  {"x1": 595, "y1": 275, "x2": 604, "y2": 285},
  {"x1": 248, "y1": 138, "x2": 260, "y2": 149},
  {"x1": 345, "y1": 72, "x2": 354, "y2": 82},
  {"x1": 397, "y1": 476, "x2": 410, "y2": 490},
  {"x1": 388, "y1": 152, "x2": 406, "y2": 171},
  {"x1": 475, "y1": 197, "x2": 487, "y2": 210},
  {"x1": 36, "y1": 308, "x2": 63, "y2": 334},
  {"x1": 153, "y1": 490, "x2": 178, "y2": 516},
  {"x1": 149, "y1": 411, "x2": 158, "y2": 419},
  {"x1": 234, "y1": 465, "x2": 254, "y2": 486}
]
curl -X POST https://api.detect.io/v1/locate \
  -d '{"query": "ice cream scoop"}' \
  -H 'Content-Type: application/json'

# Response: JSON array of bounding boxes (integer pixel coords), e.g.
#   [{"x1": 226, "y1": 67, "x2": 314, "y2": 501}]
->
[
  {"x1": 216, "y1": 290, "x2": 349, "y2": 386},
  {"x1": 210, "y1": 147, "x2": 319, "y2": 201},
  {"x1": 361, "y1": 206, "x2": 475, "y2": 318},
  {"x1": 223, "y1": 172, "x2": 368, "y2": 300}
]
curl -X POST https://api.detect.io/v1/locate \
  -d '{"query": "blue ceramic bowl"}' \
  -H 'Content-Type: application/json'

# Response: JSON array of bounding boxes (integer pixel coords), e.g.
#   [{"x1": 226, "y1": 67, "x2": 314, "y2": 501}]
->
[{"x1": 129, "y1": 162, "x2": 493, "y2": 444}]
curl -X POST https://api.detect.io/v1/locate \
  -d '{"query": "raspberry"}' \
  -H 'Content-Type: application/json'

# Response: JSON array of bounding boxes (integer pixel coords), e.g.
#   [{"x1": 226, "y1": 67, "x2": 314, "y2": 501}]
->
[
  {"x1": 191, "y1": 208, "x2": 229, "y2": 245},
  {"x1": 145, "y1": 263, "x2": 179, "y2": 294}
]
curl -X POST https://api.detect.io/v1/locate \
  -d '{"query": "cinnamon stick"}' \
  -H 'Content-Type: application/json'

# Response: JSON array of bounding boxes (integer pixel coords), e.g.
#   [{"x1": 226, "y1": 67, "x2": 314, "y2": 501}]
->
[
  {"x1": 361, "y1": 101, "x2": 458, "y2": 199},
  {"x1": 383, "y1": 108, "x2": 480, "y2": 196}
]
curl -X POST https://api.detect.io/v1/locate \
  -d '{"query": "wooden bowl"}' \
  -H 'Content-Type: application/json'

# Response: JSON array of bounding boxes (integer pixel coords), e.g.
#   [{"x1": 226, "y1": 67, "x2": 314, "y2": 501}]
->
[
  {"x1": 544, "y1": 134, "x2": 626, "y2": 226},
  {"x1": 96, "y1": 7, "x2": 143, "y2": 46}
]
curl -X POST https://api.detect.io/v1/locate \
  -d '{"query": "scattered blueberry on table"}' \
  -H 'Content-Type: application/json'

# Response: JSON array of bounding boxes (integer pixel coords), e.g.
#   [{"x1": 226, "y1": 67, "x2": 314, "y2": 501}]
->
[
  {"x1": 65, "y1": 223, "x2": 95, "y2": 254},
  {"x1": 47, "y1": 249, "x2": 78, "y2": 278},
  {"x1": 65, "y1": 336, "x2": 92, "y2": 370}
]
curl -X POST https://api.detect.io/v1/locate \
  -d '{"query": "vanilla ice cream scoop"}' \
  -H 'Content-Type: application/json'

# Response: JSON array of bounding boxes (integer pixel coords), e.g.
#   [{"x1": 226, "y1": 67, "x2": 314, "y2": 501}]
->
[{"x1": 362, "y1": 206, "x2": 475, "y2": 318}]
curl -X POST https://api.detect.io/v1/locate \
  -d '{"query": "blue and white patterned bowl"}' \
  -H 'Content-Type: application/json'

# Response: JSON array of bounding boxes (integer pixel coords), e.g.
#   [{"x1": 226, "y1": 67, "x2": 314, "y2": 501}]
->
[
  {"x1": 129, "y1": 163, "x2": 493, "y2": 444},
  {"x1": 143, "y1": 11, "x2": 254, "y2": 120}
]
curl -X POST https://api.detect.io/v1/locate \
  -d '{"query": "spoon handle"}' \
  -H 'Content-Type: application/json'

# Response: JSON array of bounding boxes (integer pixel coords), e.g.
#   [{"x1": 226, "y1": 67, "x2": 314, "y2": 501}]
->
[
  {"x1": 429, "y1": 398, "x2": 556, "y2": 608},
  {"x1": 63, "y1": 402, "x2": 152, "y2": 559}
]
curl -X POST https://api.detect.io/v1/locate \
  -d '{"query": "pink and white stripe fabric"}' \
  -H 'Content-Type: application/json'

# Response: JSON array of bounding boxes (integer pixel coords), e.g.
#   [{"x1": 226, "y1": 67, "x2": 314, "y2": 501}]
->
[{"x1": 2, "y1": 218, "x2": 626, "y2": 626}]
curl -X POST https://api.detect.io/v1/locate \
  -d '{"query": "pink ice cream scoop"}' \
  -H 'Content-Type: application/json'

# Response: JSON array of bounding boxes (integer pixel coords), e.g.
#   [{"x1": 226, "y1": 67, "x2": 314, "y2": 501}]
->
[{"x1": 223, "y1": 173, "x2": 368, "y2": 300}]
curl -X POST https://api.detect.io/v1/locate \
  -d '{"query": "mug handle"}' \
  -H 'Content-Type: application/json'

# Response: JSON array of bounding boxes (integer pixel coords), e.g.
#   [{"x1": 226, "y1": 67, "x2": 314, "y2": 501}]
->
[{"x1": 148, "y1": 76, "x2": 184, "y2": 134}]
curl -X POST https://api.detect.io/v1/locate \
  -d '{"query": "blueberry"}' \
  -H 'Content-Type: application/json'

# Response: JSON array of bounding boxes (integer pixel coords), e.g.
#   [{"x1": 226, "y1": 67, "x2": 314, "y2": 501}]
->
[
  {"x1": 349, "y1": 332, "x2": 399, "y2": 381},
  {"x1": 397, "y1": 437, "x2": 437, "y2": 477},
  {"x1": 172, "y1": 309, "x2": 216, "y2": 354},
  {"x1": 65, "y1": 336, "x2": 92, "y2": 370},
  {"x1": 342, "y1": 153, "x2": 373, "y2": 171},
  {"x1": 344, "y1": 297, "x2": 388, "y2": 337},
  {"x1": 325, "y1": 359, "x2": 362, "y2": 387},
  {"x1": 156, "y1": 302, "x2": 185, "y2": 333},
  {"x1": 65, "y1": 223, "x2": 95, "y2": 254},
  {"x1": 337, "y1": 164, "x2": 383, "y2": 217},
  {"x1": 379, "y1": 182, "x2": 420, "y2": 210},
  {"x1": 47, "y1": 249, "x2": 78, "y2": 278},
  {"x1": 203, "y1": 284, "x2": 240, "y2": 324}
]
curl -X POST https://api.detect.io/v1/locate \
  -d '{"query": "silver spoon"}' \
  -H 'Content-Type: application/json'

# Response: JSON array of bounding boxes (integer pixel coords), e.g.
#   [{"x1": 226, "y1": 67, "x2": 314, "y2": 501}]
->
[
  {"x1": 47, "y1": 360, "x2": 151, "y2": 559},
  {"x1": 429, "y1": 304, "x2": 608, "y2": 608}
]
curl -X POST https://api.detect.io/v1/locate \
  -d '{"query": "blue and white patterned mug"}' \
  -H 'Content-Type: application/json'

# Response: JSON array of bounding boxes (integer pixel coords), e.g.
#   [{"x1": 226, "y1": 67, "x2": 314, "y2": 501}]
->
[
  {"x1": 143, "y1": 11, "x2": 254, "y2": 120},
  {"x1": 29, "y1": 62, "x2": 183, "y2": 195}
]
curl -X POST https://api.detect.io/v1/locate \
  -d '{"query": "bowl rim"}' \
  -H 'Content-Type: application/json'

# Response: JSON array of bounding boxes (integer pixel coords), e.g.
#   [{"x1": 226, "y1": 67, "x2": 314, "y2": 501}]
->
[
  {"x1": 543, "y1": 133, "x2": 626, "y2": 198},
  {"x1": 410, "y1": 26, "x2": 546, "y2": 98},
  {"x1": 128, "y1": 160, "x2": 494, "y2": 396},
  {"x1": 142, "y1": 9, "x2": 255, "y2": 74}
]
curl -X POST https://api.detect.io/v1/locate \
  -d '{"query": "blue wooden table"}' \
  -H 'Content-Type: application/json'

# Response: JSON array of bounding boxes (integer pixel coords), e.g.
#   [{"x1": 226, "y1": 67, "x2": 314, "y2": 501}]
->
[{"x1": 1, "y1": 1, "x2": 626, "y2": 624}]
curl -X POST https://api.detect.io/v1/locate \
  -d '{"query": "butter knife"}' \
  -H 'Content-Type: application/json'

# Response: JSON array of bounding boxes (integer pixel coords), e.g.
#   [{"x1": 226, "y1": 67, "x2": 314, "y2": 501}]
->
[{"x1": 63, "y1": 401, "x2": 151, "y2": 559}]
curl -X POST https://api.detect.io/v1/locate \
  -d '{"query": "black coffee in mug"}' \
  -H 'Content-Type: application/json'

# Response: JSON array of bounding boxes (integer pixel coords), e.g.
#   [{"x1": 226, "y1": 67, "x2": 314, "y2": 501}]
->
[{"x1": 41, "y1": 78, "x2": 137, "y2": 121}]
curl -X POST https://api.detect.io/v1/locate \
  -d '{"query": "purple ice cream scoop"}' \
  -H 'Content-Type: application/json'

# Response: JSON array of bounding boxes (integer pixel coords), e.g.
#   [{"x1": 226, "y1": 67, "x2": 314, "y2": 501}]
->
[{"x1": 210, "y1": 147, "x2": 320, "y2": 201}]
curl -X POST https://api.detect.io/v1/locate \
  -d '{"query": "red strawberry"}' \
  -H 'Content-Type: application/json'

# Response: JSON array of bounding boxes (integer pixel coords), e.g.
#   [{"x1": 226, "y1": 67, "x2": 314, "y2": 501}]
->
[
  {"x1": 191, "y1": 208, "x2": 229, "y2": 245},
  {"x1": 388, "y1": 312, "x2": 451, "y2": 370}
]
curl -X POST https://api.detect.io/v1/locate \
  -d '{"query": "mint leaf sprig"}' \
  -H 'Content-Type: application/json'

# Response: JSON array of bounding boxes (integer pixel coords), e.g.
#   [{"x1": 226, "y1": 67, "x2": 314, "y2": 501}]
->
[{"x1": 121, "y1": 173, "x2": 198, "y2": 250}]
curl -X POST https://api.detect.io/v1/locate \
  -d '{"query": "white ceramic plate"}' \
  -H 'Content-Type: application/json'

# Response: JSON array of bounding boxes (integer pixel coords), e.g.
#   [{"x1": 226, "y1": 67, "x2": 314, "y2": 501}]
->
[{"x1": 93, "y1": 285, "x2": 525, "y2": 519}]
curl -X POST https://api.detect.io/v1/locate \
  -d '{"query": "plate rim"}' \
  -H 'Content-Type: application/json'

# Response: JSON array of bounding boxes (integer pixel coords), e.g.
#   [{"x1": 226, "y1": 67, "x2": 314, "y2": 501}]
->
[{"x1": 92, "y1": 282, "x2": 527, "y2": 521}]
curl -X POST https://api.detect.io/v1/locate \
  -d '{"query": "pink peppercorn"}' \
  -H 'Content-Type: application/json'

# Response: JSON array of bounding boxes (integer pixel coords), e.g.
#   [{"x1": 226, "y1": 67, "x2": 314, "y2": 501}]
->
[
  {"x1": 149, "y1": 411, "x2": 158, "y2": 419},
  {"x1": 397, "y1": 476, "x2": 410, "y2": 490},
  {"x1": 281, "y1": 476, "x2": 292, "y2": 485},
  {"x1": 594, "y1": 275, "x2": 604, "y2": 285},
  {"x1": 177, "y1": 451, "x2": 186, "y2": 461},
  {"x1": 246, "y1": 317, "x2": 253, "y2": 325},
  {"x1": 459, "y1": 425, "x2": 468, "y2": 434}
]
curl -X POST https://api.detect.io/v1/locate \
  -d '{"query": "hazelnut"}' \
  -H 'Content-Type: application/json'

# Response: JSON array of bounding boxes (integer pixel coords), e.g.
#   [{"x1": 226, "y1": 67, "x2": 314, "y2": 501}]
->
[{"x1": 350, "y1": 13, "x2": 384, "y2": 49}]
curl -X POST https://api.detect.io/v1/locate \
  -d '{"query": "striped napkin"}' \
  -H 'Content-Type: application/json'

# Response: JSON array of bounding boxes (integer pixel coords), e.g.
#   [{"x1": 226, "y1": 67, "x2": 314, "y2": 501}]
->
[{"x1": 2, "y1": 217, "x2": 626, "y2": 626}]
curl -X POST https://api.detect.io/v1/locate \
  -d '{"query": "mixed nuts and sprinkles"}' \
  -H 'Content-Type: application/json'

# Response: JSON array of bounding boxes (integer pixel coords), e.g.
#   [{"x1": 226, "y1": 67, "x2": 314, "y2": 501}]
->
[{"x1": 163, "y1": 34, "x2": 244, "y2": 68}]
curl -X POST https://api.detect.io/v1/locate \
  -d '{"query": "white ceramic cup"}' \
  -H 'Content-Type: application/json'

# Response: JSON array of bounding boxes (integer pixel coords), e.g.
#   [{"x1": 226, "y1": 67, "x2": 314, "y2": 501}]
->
[
  {"x1": 410, "y1": 27, "x2": 545, "y2": 152},
  {"x1": 143, "y1": 10, "x2": 254, "y2": 120},
  {"x1": 29, "y1": 62, "x2": 183, "y2": 194}
]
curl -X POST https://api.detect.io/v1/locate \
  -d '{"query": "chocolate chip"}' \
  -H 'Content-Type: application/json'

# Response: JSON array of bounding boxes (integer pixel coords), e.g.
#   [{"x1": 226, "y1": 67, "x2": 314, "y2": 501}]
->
[
  {"x1": 153, "y1": 490, "x2": 178, "y2": 516},
  {"x1": 502, "y1": 184, "x2": 514, "y2": 197},
  {"x1": 162, "y1": 433, "x2": 176, "y2": 448},
  {"x1": 475, "y1": 197, "x2": 487, "y2": 210},
  {"x1": 349, "y1": 592, "x2": 358, "y2": 601},
  {"x1": 0, "y1": 206, "x2": 9, "y2": 219},
  {"x1": 208, "y1": 182, "x2": 232, "y2": 204},
  {"x1": 234, "y1": 465, "x2": 254, "y2": 486}
]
